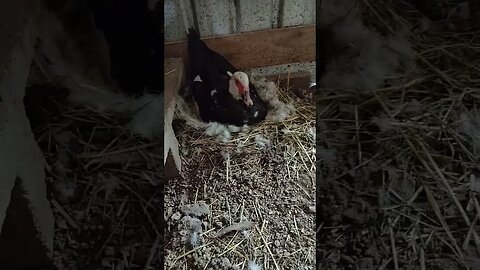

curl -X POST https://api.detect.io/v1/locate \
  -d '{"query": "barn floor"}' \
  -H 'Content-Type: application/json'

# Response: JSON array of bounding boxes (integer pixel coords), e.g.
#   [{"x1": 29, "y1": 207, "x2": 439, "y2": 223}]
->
[
  {"x1": 24, "y1": 81, "x2": 163, "y2": 269},
  {"x1": 164, "y1": 81, "x2": 316, "y2": 269},
  {"x1": 318, "y1": 1, "x2": 480, "y2": 269}
]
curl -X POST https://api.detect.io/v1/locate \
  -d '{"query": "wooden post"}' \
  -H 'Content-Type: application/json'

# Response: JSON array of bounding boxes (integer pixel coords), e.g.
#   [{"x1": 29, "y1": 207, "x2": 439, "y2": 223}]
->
[
  {"x1": 0, "y1": 0, "x2": 55, "y2": 268},
  {"x1": 164, "y1": 58, "x2": 184, "y2": 179}
]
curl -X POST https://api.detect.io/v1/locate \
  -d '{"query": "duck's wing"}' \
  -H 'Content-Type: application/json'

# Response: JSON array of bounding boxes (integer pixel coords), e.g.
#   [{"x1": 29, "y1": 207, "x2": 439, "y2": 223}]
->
[
  {"x1": 191, "y1": 67, "x2": 228, "y2": 107},
  {"x1": 199, "y1": 64, "x2": 231, "y2": 94}
]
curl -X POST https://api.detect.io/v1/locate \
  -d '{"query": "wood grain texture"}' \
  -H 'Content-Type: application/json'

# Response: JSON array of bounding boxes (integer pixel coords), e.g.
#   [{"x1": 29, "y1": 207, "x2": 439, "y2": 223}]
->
[
  {"x1": 164, "y1": 58, "x2": 183, "y2": 176},
  {"x1": 164, "y1": 25, "x2": 315, "y2": 70},
  {"x1": 266, "y1": 71, "x2": 311, "y2": 92}
]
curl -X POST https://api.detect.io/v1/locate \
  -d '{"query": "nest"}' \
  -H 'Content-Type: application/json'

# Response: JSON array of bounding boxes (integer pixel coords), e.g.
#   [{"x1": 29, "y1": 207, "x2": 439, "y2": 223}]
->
[
  {"x1": 318, "y1": 0, "x2": 480, "y2": 269},
  {"x1": 164, "y1": 77, "x2": 316, "y2": 269}
]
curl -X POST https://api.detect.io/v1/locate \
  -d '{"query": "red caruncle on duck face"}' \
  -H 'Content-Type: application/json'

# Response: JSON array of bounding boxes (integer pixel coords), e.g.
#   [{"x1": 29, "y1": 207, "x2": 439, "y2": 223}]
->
[
  {"x1": 234, "y1": 78, "x2": 247, "y2": 95},
  {"x1": 230, "y1": 71, "x2": 253, "y2": 107}
]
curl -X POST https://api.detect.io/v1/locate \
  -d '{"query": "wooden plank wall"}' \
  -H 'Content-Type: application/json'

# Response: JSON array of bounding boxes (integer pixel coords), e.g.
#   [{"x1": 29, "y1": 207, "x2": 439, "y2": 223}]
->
[{"x1": 164, "y1": 25, "x2": 315, "y2": 70}]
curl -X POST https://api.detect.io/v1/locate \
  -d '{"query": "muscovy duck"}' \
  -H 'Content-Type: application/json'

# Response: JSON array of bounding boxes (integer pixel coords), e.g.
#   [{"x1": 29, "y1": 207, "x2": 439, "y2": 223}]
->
[{"x1": 187, "y1": 28, "x2": 267, "y2": 126}]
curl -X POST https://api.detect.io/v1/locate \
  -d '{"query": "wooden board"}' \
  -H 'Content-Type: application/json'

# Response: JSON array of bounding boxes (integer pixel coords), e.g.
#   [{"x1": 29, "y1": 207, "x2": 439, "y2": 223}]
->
[
  {"x1": 164, "y1": 25, "x2": 315, "y2": 70},
  {"x1": 165, "y1": 151, "x2": 181, "y2": 179},
  {"x1": 266, "y1": 71, "x2": 311, "y2": 92},
  {"x1": 164, "y1": 58, "x2": 184, "y2": 177},
  {"x1": 0, "y1": 1, "x2": 56, "y2": 267}
]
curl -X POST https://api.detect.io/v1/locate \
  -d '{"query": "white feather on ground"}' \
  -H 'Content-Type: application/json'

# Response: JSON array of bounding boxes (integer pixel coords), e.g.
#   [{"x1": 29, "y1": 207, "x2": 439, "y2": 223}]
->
[
  {"x1": 459, "y1": 109, "x2": 480, "y2": 149},
  {"x1": 320, "y1": 0, "x2": 415, "y2": 93},
  {"x1": 52, "y1": 160, "x2": 75, "y2": 202},
  {"x1": 371, "y1": 114, "x2": 394, "y2": 132},
  {"x1": 254, "y1": 134, "x2": 271, "y2": 149},
  {"x1": 220, "y1": 150, "x2": 230, "y2": 161},
  {"x1": 180, "y1": 201, "x2": 210, "y2": 217},
  {"x1": 178, "y1": 216, "x2": 204, "y2": 248},
  {"x1": 175, "y1": 77, "x2": 295, "y2": 142},
  {"x1": 128, "y1": 94, "x2": 164, "y2": 139},
  {"x1": 248, "y1": 260, "x2": 262, "y2": 270}
]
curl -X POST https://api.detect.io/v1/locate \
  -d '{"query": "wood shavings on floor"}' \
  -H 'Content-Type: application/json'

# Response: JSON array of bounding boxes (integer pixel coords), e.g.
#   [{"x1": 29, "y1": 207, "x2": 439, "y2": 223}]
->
[{"x1": 165, "y1": 78, "x2": 316, "y2": 269}]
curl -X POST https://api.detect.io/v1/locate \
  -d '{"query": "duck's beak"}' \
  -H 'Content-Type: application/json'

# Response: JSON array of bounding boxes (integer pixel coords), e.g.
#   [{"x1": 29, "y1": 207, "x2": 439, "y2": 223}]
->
[{"x1": 242, "y1": 90, "x2": 253, "y2": 107}]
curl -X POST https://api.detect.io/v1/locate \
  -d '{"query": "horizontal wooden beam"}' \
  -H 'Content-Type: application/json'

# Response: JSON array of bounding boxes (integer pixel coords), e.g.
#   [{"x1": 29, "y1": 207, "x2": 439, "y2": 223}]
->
[
  {"x1": 266, "y1": 71, "x2": 311, "y2": 92},
  {"x1": 164, "y1": 25, "x2": 315, "y2": 70}
]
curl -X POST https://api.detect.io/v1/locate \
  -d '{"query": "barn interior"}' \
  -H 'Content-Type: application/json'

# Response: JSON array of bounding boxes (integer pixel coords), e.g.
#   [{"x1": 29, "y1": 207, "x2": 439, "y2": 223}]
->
[
  {"x1": 163, "y1": 0, "x2": 316, "y2": 269},
  {"x1": 3, "y1": 0, "x2": 478, "y2": 269}
]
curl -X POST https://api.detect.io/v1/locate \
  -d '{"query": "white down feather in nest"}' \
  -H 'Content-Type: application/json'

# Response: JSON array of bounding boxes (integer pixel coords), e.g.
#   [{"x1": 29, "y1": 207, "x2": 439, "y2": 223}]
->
[
  {"x1": 174, "y1": 97, "x2": 249, "y2": 143},
  {"x1": 459, "y1": 109, "x2": 480, "y2": 149},
  {"x1": 320, "y1": 0, "x2": 415, "y2": 93},
  {"x1": 251, "y1": 76, "x2": 295, "y2": 122},
  {"x1": 174, "y1": 77, "x2": 295, "y2": 142}
]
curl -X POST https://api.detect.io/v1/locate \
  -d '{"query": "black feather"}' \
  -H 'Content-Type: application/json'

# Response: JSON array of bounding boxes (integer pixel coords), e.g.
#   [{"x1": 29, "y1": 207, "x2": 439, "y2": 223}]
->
[{"x1": 187, "y1": 28, "x2": 267, "y2": 126}]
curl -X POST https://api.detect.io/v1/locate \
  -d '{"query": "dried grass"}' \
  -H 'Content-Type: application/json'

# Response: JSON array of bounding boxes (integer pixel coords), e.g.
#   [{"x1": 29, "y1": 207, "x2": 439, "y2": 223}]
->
[
  {"x1": 318, "y1": 0, "x2": 480, "y2": 269},
  {"x1": 165, "y1": 76, "x2": 316, "y2": 269},
  {"x1": 27, "y1": 88, "x2": 164, "y2": 269}
]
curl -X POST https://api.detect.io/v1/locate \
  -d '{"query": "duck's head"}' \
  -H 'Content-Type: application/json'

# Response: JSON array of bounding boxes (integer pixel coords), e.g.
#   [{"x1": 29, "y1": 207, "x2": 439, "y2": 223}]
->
[{"x1": 228, "y1": 71, "x2": 253, "y2": 107}]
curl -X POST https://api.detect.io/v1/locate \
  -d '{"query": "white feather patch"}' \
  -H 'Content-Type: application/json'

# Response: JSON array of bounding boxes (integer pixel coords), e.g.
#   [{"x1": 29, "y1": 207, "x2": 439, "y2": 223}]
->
[
  {"x1": 210, "y1": 89, "x2": 217, "y2": 96},
  {"x1": 194, "y1": 75, "x2": 203, "y2": 82}
]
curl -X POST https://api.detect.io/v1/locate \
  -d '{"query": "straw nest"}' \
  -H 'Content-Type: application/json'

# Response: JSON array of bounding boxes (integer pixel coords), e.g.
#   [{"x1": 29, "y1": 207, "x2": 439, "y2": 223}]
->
[
  {"x1": 25, "y1": 78, "x2": 164, "y2": 269},
  {"x1": 164, "y1": 76, "x2": 316, "y2": 269},
  {"x1": 318, "y1": 0, "x2": 480, "y2": 269}
]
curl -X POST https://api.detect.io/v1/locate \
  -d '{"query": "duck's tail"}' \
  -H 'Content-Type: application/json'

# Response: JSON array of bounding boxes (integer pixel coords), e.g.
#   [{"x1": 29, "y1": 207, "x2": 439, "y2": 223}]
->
[
  {"x1": 187, "y1": 27, "x2": 201, "y2": 41},
  {"x1": 187, "y1": 28, "x2": 208, "y2": 77},
  {"x1": 187, "y1": 28, "x2": 207, "y2": 54}
]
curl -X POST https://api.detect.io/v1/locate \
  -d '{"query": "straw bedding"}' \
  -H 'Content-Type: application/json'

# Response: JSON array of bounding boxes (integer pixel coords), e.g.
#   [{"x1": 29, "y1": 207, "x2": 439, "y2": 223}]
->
[
  {"x1": 26, "y1": 67, "x2": 316, "y2": 268},
  {"x1": 24, "y1": 79, "x2": 164, "y2": 269},
  {"x1": 318, "y1": 0, "x2": 480, "y2": 269},
  {"x1": 164, "y1": 75, "x2": 316, "y2": 269}
]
